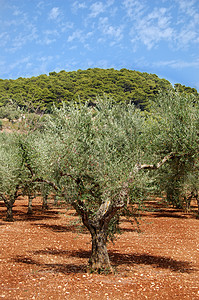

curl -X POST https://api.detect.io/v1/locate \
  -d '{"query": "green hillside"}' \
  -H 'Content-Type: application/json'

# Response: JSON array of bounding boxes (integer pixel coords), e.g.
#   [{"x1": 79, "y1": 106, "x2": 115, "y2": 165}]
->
[{"x1": 0, "y1": 68, "x2": 198, "y2": 112}]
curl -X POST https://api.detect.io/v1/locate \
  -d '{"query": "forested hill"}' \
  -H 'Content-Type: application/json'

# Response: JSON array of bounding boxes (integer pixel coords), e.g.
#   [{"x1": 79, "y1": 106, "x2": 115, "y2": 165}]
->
[{"x1": 0, "y1": 68, "x2": 198, "y2": 111}]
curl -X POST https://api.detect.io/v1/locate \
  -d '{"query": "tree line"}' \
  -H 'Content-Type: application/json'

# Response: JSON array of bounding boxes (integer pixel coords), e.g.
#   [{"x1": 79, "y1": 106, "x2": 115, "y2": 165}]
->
[
  {"x1": 0, "y1": 68, "x2": 198, "y2": 113},
  {"x1": 0, "y1": 91, "x2": 198, "y2": 273}
]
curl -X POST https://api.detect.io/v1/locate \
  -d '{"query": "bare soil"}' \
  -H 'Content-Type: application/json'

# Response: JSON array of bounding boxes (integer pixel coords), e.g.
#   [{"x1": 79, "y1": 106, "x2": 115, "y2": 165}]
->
[{"x1": 0, "y1": 197, "x2": 199, "y2": 300}]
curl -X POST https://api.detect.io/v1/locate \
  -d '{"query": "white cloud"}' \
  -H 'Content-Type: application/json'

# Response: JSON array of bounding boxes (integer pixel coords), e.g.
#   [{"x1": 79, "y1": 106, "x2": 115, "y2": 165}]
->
[
  {"x1": 122, "y1": 1, "x2": 174, "y2": 50},
  {"x1": 175, "y1": 0, "x2": 197, "y2": 17},
  {"x1": 36, "y1": 29, "x2": 60, "y2": 45},
  {"x1": 48, "y1": 7, "x2": 61, "y2": 20},
  {"x1": 0, "y1": 57, "x2": 34, "y2": 79},
  {"x1": 173, "y1": 1, "x2": 199, "y2": 48},
  {"x1": 67, "y1": 30, "x2": 93, "y2": 44},
  {"x1": 59, "y1": 22, "x2": 74, "y2": 33},
  {"x1": 122, "y1": 0, "x2": 145, "y2": 19},
  {"x1": 9, "y1": 57, "x2": 31, "y2": 71},
  {"x1": 122, "y1": 0, "x2": 199, "y2": 50},
  {"x1": 72, "y1": 1, "x2": 87, "y2": 13},
  {"x1": 88, "y1": 1, "x2": 115, "y2": 18},
  {"x1": 151, "y1": 58, "x2": 199, "y2": 69},
  {"x1": 85, "y1": 59, "x2": 115, "y2": 70},
  {"x1": 0, "y1": 32, "x2": 9, "y2": 47},
  {"x1": 38, "y1": 56, "x2": 54, "y2": 63},
  {"x1": 13, "y1": 8, "x2": 23, "y2": 16},
  {"x1": 42, "y1": 37, "x2": 57, "y2": 45},
  {"x1": 36, "y1": 1, "x2": 46, "y2": 10},
  {"x1": 176, "y1": 28, "x2": 197, "y2": 48},
  {"x1": 98, "y1": 17, "x2": 123, "y2": 42},
  {"x1": 131, "y1": 7, "x2": 174, "y2": 49},
  {"x1": 89, "y1": 2, "x2": 105, "y2": 18},
  {"x1": 8, "y1": 27, "x2": 38, "y2": 52},
  {"x1": 67, "y1": 30, "x2": 83, "y2": 42}
]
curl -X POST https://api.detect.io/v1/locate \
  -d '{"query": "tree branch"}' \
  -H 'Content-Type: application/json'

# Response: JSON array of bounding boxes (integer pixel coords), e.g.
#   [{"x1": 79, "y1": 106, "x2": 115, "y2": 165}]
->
[
  {"x1": 32, "y1": 178, "x2": 59, "y2": 191},
  {"x1": 25, "y1": 162, "x2": 34, "y2": 177},
  {"x1": 134, "y1": 152, "x2": 175, "y2": 172},
  {"x1": 0, "y1": 193, "x2": 6, "y2": 203},
  {"x1": 92, "y1": 153, "x2": 176, "y2": 227},
  {"x1": 91, "y1": 182, "x2": 128, "y2": 227}
]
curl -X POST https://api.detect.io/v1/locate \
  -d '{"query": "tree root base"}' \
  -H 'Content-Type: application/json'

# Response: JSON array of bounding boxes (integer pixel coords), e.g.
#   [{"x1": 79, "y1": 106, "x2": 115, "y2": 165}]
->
[{"x1": 87, "y1": 264, "x2": 115, "y2": 275}]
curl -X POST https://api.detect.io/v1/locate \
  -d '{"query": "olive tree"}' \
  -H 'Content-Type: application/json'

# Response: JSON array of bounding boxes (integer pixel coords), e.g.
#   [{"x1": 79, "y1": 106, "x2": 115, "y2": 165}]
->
[
  {"x1": 38, "y1": 99, "x2": 173, "y2": 273},
  {"x1": 17, "y1": 130, "x2": 58, "y2": 211},
  {"x1": 0, "y1": 103, "x2": 21, "y2": 123},
  {"x1": 0, "y1": 133, "x2": 25, "y2": 221},
  {"x1": 0, "y1": 128, "x2": 54, "y2": 220},
  {"x1": 181, "y1": 161, "x2": 199, "y2": 215},
  {"x1": 147, "y1": 91, "x2": 199, "y2": 210}
]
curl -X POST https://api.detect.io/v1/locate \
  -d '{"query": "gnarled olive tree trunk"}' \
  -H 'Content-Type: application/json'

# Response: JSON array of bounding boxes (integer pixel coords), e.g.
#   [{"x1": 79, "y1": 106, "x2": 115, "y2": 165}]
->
[
  {"x1": 75, "y1": 187, "x2": 127, "y2": 273},
  {"x1": 27, "y1": 193, "x2": 35, "y2": 215},
  {"x1": 195, "y1": 191, "x2": 199, "y2": 217},
  {"x1": 53, "y1": 194, "x2": 58, "y2": 206},
  {"x1": 72, "y1": 199, "x2": 120, "y2": 273},
  {"x1": 87, "y1": 221, "x2": 113, "y2": 273},
  {"x1": 42, "y1": 193, "x2": 49, "y2": 210},
  {"x1": 4, "y1": 197, "x2": 16, "y2": 222},
  {"x1": 6, "y1": 202, "x2": 14, "y2": 222},
  {"x1": 0, "y1": 194, "x2": 17, "y2": 222}
]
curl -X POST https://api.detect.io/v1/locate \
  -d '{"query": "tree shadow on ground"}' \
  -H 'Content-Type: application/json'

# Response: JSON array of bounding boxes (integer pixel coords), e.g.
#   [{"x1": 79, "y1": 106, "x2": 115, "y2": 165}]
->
[
  {"x1": 32, "y1": 248, "x2": 90, "y2": 258},
  {"x1": 14, "y1": 248, "x2": 197, "y2": 275},
  {"x1": 32, "y1": 223, "x2": 89, "y2": 234},
  {"x1": 13, "y1": 255, "x2": 87, "y2": 274},
  {"x1": 36, "y1": 219, "x2": 140, "y2": 235},
  {"x1": 143, "y1": 200, "x2": 197, "y2": 219},
  {"x1": 151, "y1": 211, "x2": 189, "y2": 219},
  {"x1": 0, "y1": 207, "x2": 61, "y2": 222},
  {"x1": 22, "y1": 210, "x2": 61, "y2": 222},
  {"x1": 109, "y1": 251, "x2": 197, "y2": 273},
  {"x1": 120, "y1": 227, "x2": 141, "y2": 233}
]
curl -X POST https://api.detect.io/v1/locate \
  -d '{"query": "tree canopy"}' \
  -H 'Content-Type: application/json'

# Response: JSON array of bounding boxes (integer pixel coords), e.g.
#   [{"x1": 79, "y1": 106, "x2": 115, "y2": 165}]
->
[{"x1": 0, "y1": 68, "x2": 176, "y2": 111}]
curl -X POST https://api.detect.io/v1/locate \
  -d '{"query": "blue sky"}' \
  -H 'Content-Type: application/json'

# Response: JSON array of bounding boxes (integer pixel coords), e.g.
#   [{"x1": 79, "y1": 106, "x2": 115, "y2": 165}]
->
[{"x1": 0, "y1": 0, "x2": 199, "y2": 90}]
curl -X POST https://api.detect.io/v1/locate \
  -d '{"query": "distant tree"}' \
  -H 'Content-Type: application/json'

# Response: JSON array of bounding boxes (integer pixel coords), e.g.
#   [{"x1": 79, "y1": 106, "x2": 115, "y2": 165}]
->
[
  {"x1": 21, "y1": 180, "x2": 37, "y2": 215},
  {"x1": 0, "y1": 103, "x2": 21, "y2": 123},
  {"x1": 0, "y1": 130, "x2": 53, "y2": 220},
  {"x1": 148, "y1": 91, "x2": 199, "y2": 210},
  {"x1": 182, "y1": 166, "x2": 199, "y2": 215},
  {"x1": 0, "y1": 133, "x2": 24, "y2": 221},
  {"x1": 174, "y1": 83, "x2": 198, "y2": 97},
  {"x1": 0, "y1": 68, "x2": 174, "y2": 111}
]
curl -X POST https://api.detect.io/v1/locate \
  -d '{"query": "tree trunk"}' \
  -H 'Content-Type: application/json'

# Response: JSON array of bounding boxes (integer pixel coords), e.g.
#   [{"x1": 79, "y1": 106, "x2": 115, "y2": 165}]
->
[
  {"x1": 53, "y1": 194, "x2": 58, "y2": 206},
  {"x1": 184, "y1": 194, "x2": 192, "y2": 213},
  {"x1": 27, "y1": 194, "x2": 34, "y2": 215},
  {"x1": 42, "y1": 194, "x2": 49, "y2": 210},
  {"x1": 73, "y1": 181, "x2": 126, "y2": 274},
  {"x1": 88, "y1": 226, "x2": 113, "y2": 273},
  {"x1": 196, "y1": 192, "x2": 199, "y2": 218},
  {"x1": 6, "y1": 203, "x2": 14, "y2": 222}
]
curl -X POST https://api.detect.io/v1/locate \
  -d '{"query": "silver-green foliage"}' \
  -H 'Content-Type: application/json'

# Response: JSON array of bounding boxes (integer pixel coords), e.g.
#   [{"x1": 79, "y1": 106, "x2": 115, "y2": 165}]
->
[
  {"x1": 0, "y1": 133, "x2": 23, "y2": 196},
  {"x1": 148, "y1": 91, "x2": 199, "y2": 207},
  {"x1": 45, "y1": 99, "x2": 150, "y2": 228},
  {"x1": 149, "y1": 90, "x2": 199, "y2": 154}
]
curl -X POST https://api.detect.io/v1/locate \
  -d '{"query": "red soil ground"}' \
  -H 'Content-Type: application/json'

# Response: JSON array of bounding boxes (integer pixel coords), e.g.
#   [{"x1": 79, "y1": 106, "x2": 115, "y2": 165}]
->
[{"x1": 0, "y1": 197, "x2": 199, "y2": 300}]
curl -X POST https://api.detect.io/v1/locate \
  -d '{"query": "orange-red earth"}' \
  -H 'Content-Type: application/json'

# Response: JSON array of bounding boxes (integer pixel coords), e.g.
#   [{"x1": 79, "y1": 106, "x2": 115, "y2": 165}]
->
[{"x1": 0, "y1": 197, "x2": 199, "y2": 300}]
